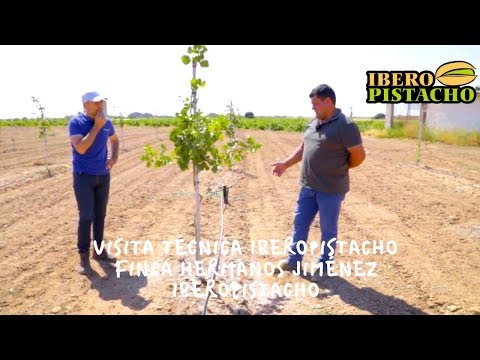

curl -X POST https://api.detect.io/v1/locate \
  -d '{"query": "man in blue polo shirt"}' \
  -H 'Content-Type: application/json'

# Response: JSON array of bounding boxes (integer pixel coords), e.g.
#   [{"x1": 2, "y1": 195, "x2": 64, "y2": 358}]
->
[
  {"x1": 270, "y1": 84, "x2": 366, "y2": 282},
  {"x1": 69, "y1": 91, "x2": 119, "y2": 275}
]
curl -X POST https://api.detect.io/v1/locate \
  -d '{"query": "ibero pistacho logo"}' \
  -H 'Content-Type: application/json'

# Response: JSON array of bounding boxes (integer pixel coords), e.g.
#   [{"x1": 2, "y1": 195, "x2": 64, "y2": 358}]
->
[{"x1": 366, "y1": 61, "x2": 477, "y2": 104}]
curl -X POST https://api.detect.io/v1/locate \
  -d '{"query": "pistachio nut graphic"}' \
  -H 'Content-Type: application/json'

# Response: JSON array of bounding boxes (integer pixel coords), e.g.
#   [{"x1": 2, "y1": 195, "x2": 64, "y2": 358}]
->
[{"x1": 435, "y1": 61, "x2": 477, "y2": 86}]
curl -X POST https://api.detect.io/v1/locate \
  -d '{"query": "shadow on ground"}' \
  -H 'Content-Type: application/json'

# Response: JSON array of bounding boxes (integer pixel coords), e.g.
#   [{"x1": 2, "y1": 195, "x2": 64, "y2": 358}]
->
[
  {"x1": 309, "y1": 275, "x2": 427, "y2": 315},
  {"x1": 86, "y1": 260, "x2": 152, "y2": 311}
]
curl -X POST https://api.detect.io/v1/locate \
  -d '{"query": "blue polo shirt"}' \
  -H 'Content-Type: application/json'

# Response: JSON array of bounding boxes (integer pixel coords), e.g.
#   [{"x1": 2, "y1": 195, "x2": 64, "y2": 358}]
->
[{"x1": 68, "y1": 113, "x2": 115, "y2": 175}]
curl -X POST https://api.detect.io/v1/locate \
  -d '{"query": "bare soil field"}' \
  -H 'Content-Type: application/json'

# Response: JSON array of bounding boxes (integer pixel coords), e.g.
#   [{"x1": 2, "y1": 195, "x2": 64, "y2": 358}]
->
[{"x1": 0, "y1": 126, "x2": 479, "y2": 315}]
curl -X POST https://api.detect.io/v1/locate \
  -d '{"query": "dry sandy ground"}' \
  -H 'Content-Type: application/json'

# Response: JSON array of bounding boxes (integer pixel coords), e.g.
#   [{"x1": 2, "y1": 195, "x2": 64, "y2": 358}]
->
[{"x1": 0, "y1": 126, "x2": 479, "y2": 315}]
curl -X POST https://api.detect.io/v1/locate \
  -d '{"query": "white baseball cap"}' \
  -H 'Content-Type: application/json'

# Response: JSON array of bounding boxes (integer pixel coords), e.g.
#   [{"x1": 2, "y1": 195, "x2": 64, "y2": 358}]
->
[{"x1": 82, "y1": 91, "x2": 108, "y2": 103}]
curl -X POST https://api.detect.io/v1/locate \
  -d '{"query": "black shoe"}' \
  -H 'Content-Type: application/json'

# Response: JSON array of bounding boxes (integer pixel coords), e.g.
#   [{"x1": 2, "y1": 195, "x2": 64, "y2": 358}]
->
[
  {"x1": 77, "y1": 251, "x2": 91, "y2": 275},
  {"x1": 274, "y1": 260, "x2": 298, "y2": 274},
  {"x1": 311, "y1": 264, "x2": 329, "y2": 282},
  {"x1": 92, "y1": 249, "x2": 116, "y2": 263}
]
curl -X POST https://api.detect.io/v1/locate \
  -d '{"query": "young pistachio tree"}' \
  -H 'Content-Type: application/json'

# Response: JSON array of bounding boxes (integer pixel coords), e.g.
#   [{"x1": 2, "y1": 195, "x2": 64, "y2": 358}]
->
[
  {"x1": 113, "y1": 105, "x2": 125, "y2": 151},
  {"x1": 141, "y1": 45, "x2": 261, "y2": 261},
  {"x1": 119, "y1": 113, "x2": 126, "y2": 151},
  {"x1": 32, "y1": 96, "x2": 52, "y2": 177},
  {"x1": 416, "y1": 103, "x2": 427, "y2": 166}
]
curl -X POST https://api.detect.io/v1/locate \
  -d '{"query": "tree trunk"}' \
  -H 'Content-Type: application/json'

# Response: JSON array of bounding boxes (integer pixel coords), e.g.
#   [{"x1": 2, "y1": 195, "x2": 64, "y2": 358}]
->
[
  {"x1": 121, "y1": 125, "x2": 125, "y2": 151},
  {"x1": 416, "y1": 104, "x2": 426, "y2": 166},
  {"x1": 202, "y1": 186, "x2": 226, "y2": 315},
  {"x1": 193, "y1": 166, "x2": 201, "y2": 262},
  {"x1": 43, "y1": 127, "x2": 52, "y2": 177},
  {"x1": 191, "y1": 59, "x2": 201, "y2": 261}
]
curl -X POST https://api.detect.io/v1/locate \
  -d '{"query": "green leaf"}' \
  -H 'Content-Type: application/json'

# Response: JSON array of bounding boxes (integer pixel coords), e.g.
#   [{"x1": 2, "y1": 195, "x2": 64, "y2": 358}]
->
[{"x1": 181, "y1": 55, "x2": 191, "y2": 65}]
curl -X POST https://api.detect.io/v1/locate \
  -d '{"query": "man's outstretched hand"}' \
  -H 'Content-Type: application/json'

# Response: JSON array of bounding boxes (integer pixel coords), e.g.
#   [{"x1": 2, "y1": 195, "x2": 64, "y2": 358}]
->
[{"x1": 270, "y1": 162, "x2": 288, "y2": 177}]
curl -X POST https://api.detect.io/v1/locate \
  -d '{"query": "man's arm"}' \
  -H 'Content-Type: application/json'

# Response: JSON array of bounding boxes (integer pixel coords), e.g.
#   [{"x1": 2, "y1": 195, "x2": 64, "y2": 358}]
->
[
  {"x1": 270, "y1": 141, "x2": 304, "y2": 177},
  {"x1": 70, "y1": 114, "x2": 107, "y2": 155},
  {"x1": 106, "y1": 133, "x2": 119, "y2": 171},
  {"x1": 70, "y1": 127, "x2": 101, "y2": 155},
  {"x1": 347, "y1": 143, "x2": 366, "y2": 169}
]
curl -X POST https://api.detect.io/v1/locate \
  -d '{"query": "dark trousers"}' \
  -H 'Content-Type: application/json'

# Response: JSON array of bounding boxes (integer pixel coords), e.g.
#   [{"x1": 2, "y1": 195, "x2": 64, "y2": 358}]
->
[{"x1": 73, "y1": 172, "x2": 110, "y2": 253}]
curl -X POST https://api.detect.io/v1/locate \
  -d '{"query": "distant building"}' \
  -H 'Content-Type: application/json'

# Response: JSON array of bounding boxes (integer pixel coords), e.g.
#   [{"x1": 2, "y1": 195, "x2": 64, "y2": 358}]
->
[{"x1": 424, "y1": 91, "x2": 480, "y2": 131}]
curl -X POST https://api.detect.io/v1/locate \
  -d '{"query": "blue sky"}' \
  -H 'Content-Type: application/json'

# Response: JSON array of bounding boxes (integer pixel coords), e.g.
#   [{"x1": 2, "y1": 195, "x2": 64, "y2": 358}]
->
[{"x1": 0, "y1": 45, "x2": 479, "y2": 119}]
